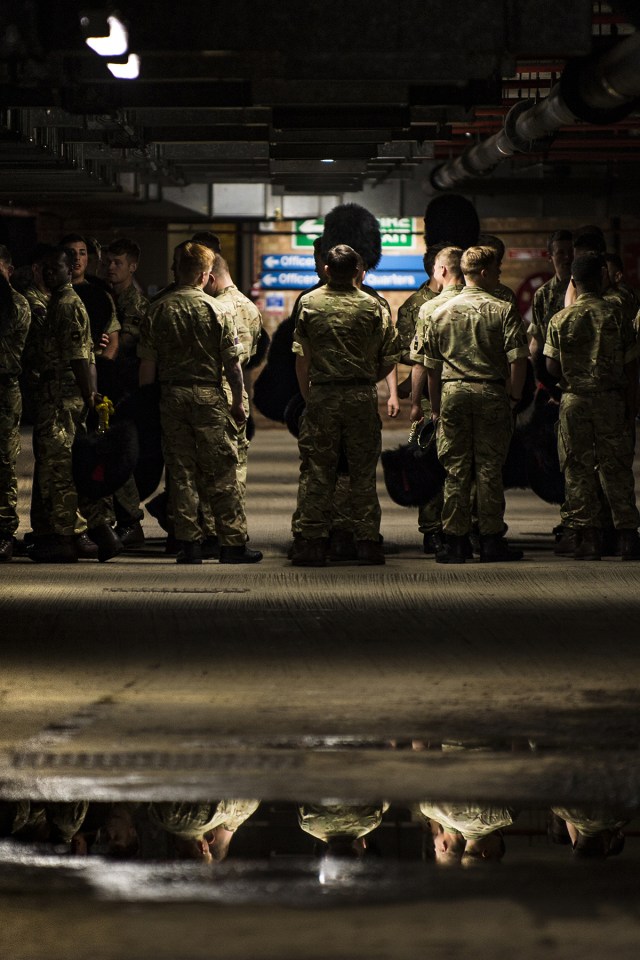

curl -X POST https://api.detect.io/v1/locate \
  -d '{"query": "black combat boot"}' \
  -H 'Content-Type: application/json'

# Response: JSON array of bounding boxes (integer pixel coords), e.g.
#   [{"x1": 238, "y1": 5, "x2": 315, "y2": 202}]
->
[
  {"x1": 0, "y1": 536, "x2": 15, "y2": 562},
  {"x1": 28, "y1": 533, "x2": 78, "y2": 563},
  {"x1": 423, "y1": 530, "x2": 444, "y2": 555},
  {"x1": 617, "y1": 529, "x2": 640, "y2": 561},
  {"x1": 219, "y1": 544, "x2": 263, "y2": 564},
  {"x1": 479, "y1": 534, "x2": 523, "y2": 563},
  {"x1": 200, "y1": 535, "x2": 219, "y2": 559},
  {"x1": 75, "y1": 532, "x2": 99, "y2": 559},
  {"x1": 553, "y1": 529, "x2": 577, "y2": 555},
  {"x1": 329, "y1": 528, "x2": 358, "y2": 561},
  {"x1": 356, "y1": 538, "x2": 385, "y2": 565},
  {"x1": 176, "y1": 540, "x2": 202, "y2": 564},
  {"x1": 87, "y1": 524, "x2": 125, "y2": 562},
  {"x1": 435, "y1": 534, "x2": 468, "y2": 564},
  {"x1": 573, "y1": 527, "x2": 602, "y2": 561},
  {"x1": 290, "y1": 538, "x2": 327, "y2": 567},
  {"x1": 115, "y1": 521, "x2": 145, "y2": 548}
]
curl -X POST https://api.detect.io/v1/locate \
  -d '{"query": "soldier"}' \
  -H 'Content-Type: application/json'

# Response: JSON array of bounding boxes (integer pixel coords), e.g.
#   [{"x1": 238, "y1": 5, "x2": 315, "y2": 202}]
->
[
  {"x1": 298, "y1": 802, "x2": 388, "y2": 856},
  {"x1": 528, "y1": 229, "x2": 573, "y2": 366},
  {"x1": 104, "y1": 238, "x2": 149, "y2": 548},
  {"x1": 420, "y1": 246, "x2": 529, "y2": 564},
  {"x1": 202, "y1": 253, "x2": 263, "y2": 537},
  {"x1": 396, "y1": 246, "x2": 445, "y2": 371},
  {"x1": 478, "y1": 233, "x2": 519, "y2": 307},
  {"x1": 550, "y1": 805, "x2": 629, "y2": 859},
  {"x1": 28, "y1": 247, "x2": 123, "y2": 563},
  {"x1": 291, "y1": 244, "x2": 400, "y2": 566},
  {"x1": 544, "y1": 253, "x2": 640, "y2": 560},
  {"x1": 60, "y1": 233, "x2": 120, "y2": 362},
  {"x1": 410, "y1": 246, "x2": 465, "y2": 553},
  {"x1": 0, "y1": 246, "x2": 31, "y2": 561},
  {"x1": 419, "y1": 801, "x2": 516, "y2": 865},
  {"x1": 148, "y1": 799, "x2": 259, "y2": 861},
  {"x1": 138, "y1": 241, "x2": 262, "y2": 564}
]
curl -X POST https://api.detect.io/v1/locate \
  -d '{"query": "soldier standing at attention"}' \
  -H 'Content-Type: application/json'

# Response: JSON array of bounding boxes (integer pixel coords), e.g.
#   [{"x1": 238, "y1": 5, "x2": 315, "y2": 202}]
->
[
  {"x1": 420, "y1": 246, "x2": 529, "y2": 564},
  {"x1": 138, "y1": 242, "x2": 262, "y2": 565},
  {"x1": 0, "y1": 246, "x2": 31, "y2": 561},
  {"x1": 291, "y1": 244, "x2": 399, "y2": 567},
  {"x1": 544, "y1": 253, "x2": 640, "y2": 560}
]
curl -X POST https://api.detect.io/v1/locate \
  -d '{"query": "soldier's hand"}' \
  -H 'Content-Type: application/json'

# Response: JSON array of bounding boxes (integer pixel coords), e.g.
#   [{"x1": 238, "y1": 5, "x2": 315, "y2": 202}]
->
[
  {"x1": 409, "y1": 402, "x2": 423, "y2": 421},
  {"x1": 99, "y1": 332, "x2": 111, "y2": 350},
  {"x1": 230, "y1": 402, "x2": 246, "y2": 427},
  {"x1": 387, "y1": 396, "x2": 400, "y2": 418}
]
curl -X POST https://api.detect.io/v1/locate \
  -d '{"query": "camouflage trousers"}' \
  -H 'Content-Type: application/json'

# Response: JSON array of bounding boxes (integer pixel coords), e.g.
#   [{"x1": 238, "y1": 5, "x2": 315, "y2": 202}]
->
[
  {"x1": 558, "y1": 392, "x2": 639, "y2": 530},
  {"x1": 33, "y1": 384, "x2": 113, "y2": 537},
  {"x1": 199, "y1": 384, "x2": 250, "y2": 537},
  {"x1": 160, "y1": 384, "x2": 247, "y2": 545},
  {"x1": 0, "y1": 381, "x2": 21, "y2": 537},
  {"x1": 113, "y1": 476, "x2": 144, "y2": 525},
  {"x1": 437, "y1": 381, "x2": 512, "y2": 536},
  {"x1": 417, "y1": 394, "x2": 444, "y2": 533},
  {"x1": 296, "y1": 383, "x2": 382, "y2": 541}
]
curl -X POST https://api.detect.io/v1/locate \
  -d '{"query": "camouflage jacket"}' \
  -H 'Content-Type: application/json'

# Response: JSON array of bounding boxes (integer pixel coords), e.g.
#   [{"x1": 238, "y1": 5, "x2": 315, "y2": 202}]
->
[
  {"x1": 396, "y1": 282, "x2": 438, "y2": 362},
  {"x1": 292, "y1": 282, "x2": 399, "y2": 384},
  {"x1": 298, "y1": 803, "x2": 389, "y2": 841},
  {"x1": 424, "y1": 285, "x2": 529, "y2": 381},
  {"x1": 544, "y1": 293, "x2": 638, "y2": 395},
  {"x1": 419, "y1": 802, "x2": 517, "y2": 840},
  {"x1": 39, "y1": 283, "x2": 93, "y2": 379},
  {"x1": 493, "y1": 281, "x2": 518, "y2": 308},
  {"x1": 113, "y1": 283, "x2": 149, "y2": 344},
  {"x1": 0, "y1": 290, "x2": 31, "y2": 379},
  {"x1": 148, "y1": 800, "x2": 259, "y2": 838},
  {"x1": 215, "y1": 284, "x2": 263, "y2": 363},
  {"x1": 21, "y1": 283, "x2": 49, "y2": 376},
  {"x1": 551, "y1": 806, "x2": 628, "y2": 837},
  {"x1": 530, "y1": 274, "x2": 569, "y2": 341},
  {"x1": 139, "y1": 285, "x2": 242, "y2": 386},
  {"x1": 410, "y1": 283, "x2": 465, "y2": 364}
]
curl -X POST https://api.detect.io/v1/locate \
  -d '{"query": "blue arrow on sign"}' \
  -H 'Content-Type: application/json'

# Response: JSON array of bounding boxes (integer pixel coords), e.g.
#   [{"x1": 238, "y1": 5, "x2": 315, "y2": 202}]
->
[
  {"x1": 262, "y1": 254, "x2": 315, "y2": 271},
  {"x1": 260, "y1": 272, "x2": 318, "y2": 290}
]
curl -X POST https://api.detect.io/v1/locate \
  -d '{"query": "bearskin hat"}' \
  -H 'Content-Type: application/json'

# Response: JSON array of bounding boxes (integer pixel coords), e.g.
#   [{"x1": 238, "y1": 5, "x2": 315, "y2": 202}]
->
[
  {"x1": 424, "y1": 194, "x2": 480, "y2": 250},
  {"x1": 320, "y1": 203, "x2": 382, "y2": 270}
]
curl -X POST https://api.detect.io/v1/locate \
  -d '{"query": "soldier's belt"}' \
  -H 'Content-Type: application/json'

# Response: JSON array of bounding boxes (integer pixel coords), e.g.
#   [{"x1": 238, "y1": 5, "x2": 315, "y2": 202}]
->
[{"x1": 161, "y1": 378, "x2": 222, "y2": 388}]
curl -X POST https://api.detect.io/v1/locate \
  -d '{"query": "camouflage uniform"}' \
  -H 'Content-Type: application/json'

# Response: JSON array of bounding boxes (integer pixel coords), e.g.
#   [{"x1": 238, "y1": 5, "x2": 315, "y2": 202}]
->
[
  {"x1": 551, "y1": 806, "x2": 628, "y2": 837},
  {"x1": 493, "y1": 281, "x2": 518, "y2": 308},
  {"x1": 397, "y1": 281, "x2": 437, "y2": 363},
  {"x1": 148, "y1": 799, "x2": 259, "y2": 838},
  {"x1": 298, "y1": 803, "x2": 389, "y2": 841},
  {"x1": 418, "y1": 802, "x2": 517, "y2": 840},
  {"x1": 424, "y1": 287, "x2": 528, "y2": 536},
  {"x1": 139, "y1": 285, "x2": 246, "y2": 544},
  {"x1": 292, "y1": 282, "x2": 399, "y2": 541},
  {"x1": 411, "y1": 283, "x2": 465, "y2": 534},
  {"x1": 0, "y1": 290, "x2": 30, "y2": 538},
  {"x1": 544, "y1": 294, "x2": 639, "y2": 530},
  {"x1": 112, "y1": 283, "x2": 150, "y2": 525},
  {"x1": 22, "y1": 284, "x2": 52, "y2": 536},
  {"x1": 33, "y1": 284, "x2": 112, "y2": 536},
  {"x1": 604, "y1": 284, "x2": 639, "y2": 325},
  {"x1": 529, "y1": 274, "x2": 569, "y2": 343}
]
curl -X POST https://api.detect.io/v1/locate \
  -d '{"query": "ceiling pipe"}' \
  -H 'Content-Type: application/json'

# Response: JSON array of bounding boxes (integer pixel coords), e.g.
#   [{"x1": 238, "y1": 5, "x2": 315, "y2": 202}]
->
[{"x1": 431, "y1": 30, "x2": 640, "y2": 191}]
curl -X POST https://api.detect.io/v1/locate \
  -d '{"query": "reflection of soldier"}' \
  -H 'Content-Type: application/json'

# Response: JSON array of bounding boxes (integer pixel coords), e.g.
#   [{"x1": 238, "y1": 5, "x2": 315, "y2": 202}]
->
[
  {"x1": 139, "y1": 242, "x2": 262, "y2": 564},
  {"x1": 298, "y1": 802, "x2": 388, "y2": 856},
  {"x1": 291, "y1": 245, "x2": 399, "y2": 566},
  {"x1": 419, "y1": 801, "x2": 517, "y2": 865},
  {"x1": 544, "y1": 253, "x2": 640, "y2": 560},
  {"x1": 551, "y1": 806, "x2": 628, "y2": 859},
  {"x1": 149, "y1": 799, "x2": 259, "y2": 861},
  {"x1": 0, "y1": 799, "x2": 88, "y2": 845},
  {"x1": 0, "y1": 247, "x2": 31, "y2": 561},
  {"x1": 419, "y1": 246, "x2": 529, "y2": 563}
]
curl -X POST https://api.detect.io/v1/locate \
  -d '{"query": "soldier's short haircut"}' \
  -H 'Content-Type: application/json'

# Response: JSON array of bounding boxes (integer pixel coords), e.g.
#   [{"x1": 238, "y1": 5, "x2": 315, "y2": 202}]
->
[
  {"x1": 106, "y1": 238, "x2": 141, "y2": 262},
  {"x1": 325, "y1": 244, "x2": 360, "y2": 281},
  {"x1": 478, "y1": 233, "x2": 505, "y2": 263},
  {"x1": 460, "y1": 245, "x2": 496, "y2": 277},
  {"x1": 60, "y1": 233, "x2": 87, "y2": 247},
  {"x1": 191, "y1": 231, "x2": 222, "y2": 254},
  {"x1": 176, "y1": 241, "x2": 214, "y2": 283},
  {"x1": 435, "y1": 245, "x2": 463, "y2": 280},
  {"x1": 210, "y1": 254, "x2": 230, "y2": 278},
  {"x1": 571, "y1": 252, "x2": 606, "y2": 285},
  {"x1": 424, "y1": 241, "x2": 451, "y2": 277},
  {"x1": 0, "y1": 244, "x2": 12, "y2": 265},
  {"x1": 547, "y1": 229, "x2": 572, "y2": 255},
  {"x1": 573, "y1": 231, "x2": 606, "y2": 255}
]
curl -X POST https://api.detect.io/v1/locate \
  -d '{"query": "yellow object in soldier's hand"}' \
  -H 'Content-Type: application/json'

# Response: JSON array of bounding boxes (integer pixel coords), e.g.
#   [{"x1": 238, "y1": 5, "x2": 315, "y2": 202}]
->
[{"x1": 96, "y1": 395, "x2": 115, "y2": 434}]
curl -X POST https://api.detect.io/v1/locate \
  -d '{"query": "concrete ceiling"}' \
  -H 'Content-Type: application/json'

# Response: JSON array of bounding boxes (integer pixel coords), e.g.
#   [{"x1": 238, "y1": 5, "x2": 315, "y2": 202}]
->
[{"x1": 0, "y1": 1, "x2": 638, "y2": 213}]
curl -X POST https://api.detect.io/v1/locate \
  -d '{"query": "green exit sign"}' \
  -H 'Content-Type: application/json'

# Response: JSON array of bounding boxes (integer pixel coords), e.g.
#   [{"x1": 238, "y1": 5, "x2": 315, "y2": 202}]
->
[{"x1": 293, "y1": 217, "x2": 419, "y2": 251}]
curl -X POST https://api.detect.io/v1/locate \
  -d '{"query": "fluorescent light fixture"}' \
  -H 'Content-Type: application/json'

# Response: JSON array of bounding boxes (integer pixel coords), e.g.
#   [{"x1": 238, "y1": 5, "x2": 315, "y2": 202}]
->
[
  {"x1": 107, "y1": 53, "x2": 140, "y2": 79},
  {"x1": 321, "y1": 158, "x2": 335, "y2": 163},
  {"x1": 85, "y1": 15, "x2": 128, "y2": 56}
]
